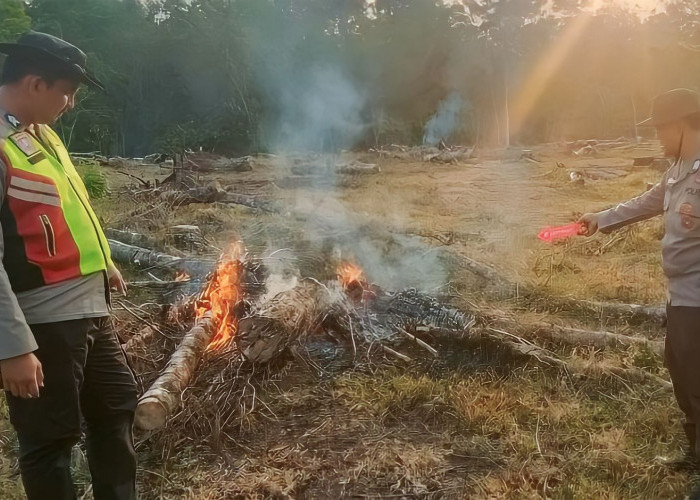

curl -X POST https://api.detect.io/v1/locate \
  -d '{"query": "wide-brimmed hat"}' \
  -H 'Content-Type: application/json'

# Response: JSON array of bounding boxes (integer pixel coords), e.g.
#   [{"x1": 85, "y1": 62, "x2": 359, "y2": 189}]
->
[
  {"x1": 0, "y1": 31, "x2": 104, "y2": 91},
  {"x1": 637, "y1": 88, "x2": 700, "y2": 127}
]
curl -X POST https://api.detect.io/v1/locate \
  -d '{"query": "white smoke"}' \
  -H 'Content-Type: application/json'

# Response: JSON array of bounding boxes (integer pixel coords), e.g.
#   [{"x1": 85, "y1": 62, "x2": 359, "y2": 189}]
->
[
  {"x1": 246, "y1": 14, "x2": 449, "y2": 293},
  {"x1": 259, "y1": 249, "x2": 300, "y2": 303},
  {"x1": 272, "y1": 66, "x2": 366, "y2": 153},
  {"x1": 423, "y1": 92, "x2": 463, "y2": 146}
]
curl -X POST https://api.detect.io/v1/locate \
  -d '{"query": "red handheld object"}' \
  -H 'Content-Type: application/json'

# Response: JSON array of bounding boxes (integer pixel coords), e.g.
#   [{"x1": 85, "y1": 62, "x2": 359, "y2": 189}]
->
[{"x1": 538, "y1": 223, "x2": 583, "y2": 243}]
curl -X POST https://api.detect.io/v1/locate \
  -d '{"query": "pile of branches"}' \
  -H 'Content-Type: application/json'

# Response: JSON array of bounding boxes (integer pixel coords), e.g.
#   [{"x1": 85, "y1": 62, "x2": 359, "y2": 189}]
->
[
  {"x1": 114, "y1": 239, "x2": 671, "y2": 448},
  {"x1": 119, "y1": 243, "x2": 480, "y2": 439}
]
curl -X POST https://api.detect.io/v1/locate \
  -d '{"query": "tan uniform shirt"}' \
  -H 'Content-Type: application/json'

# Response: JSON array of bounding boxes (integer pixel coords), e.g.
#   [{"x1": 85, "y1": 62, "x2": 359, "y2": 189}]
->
[{"x1": 598, "y1": 157, "x2": 700, "y2": 306}]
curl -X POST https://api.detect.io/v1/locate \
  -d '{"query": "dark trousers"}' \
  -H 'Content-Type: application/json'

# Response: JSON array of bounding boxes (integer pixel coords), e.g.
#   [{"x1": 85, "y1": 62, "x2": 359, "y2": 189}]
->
[
  {"x1": 666, "y1": 306, "x2": 700, "y2": 454},
  {"x1": 5, "y1": 317, "x2": 138, "y2": 500}
]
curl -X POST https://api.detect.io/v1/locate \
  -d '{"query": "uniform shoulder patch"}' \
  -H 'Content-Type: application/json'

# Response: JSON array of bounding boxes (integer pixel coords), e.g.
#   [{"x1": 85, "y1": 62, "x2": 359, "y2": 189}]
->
[{"x1": 9, "y1": 132, "x2": 40, "y2": 157}]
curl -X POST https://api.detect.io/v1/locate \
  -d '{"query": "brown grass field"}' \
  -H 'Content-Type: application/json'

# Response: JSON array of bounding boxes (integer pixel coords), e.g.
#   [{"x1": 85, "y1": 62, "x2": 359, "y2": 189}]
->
[{"x1": 2, "y1": 141, "x2": 695, "y2": 499}]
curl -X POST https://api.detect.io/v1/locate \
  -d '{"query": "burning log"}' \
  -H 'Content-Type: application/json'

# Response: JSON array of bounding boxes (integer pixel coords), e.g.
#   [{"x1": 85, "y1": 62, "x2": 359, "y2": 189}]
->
[
  {"x1": 135, "y1": 245, "x2": 247, "y2": 430},
  {"x1": 237, "y1": 279, "x2": 330, "y2": 363},
  {"x1": 134, "y1": 316, "x2": 214, "y2": 430}
]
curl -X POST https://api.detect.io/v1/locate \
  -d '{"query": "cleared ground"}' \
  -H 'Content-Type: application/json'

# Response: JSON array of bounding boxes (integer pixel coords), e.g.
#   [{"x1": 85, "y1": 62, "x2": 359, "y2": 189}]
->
[{"x1": 2, "y1": 141, "x2": 693, "y2": 499}]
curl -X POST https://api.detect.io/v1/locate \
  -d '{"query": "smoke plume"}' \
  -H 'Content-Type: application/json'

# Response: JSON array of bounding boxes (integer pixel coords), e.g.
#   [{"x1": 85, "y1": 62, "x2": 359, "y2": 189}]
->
[{"x1": 423, "y1": 92, "x2": 463, "y2": 146}]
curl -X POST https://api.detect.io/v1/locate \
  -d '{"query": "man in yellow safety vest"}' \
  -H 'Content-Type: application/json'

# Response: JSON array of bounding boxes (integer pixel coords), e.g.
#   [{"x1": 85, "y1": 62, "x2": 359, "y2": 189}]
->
[{"x1": 0, "y1": 31, "x2": 137, "y2": 499}]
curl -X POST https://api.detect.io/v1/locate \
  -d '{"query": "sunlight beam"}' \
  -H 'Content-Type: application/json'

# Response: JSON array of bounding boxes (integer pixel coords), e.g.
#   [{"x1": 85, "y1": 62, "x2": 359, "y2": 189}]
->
[{"x1": 509, "y1": 12, "x2": 597, "y2": 139}]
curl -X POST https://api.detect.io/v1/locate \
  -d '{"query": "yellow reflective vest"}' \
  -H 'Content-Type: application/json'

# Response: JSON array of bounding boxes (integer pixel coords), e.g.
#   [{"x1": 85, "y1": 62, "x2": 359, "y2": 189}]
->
[{"x1": 0, "y1": 125, "x2": 112, "y2": 292}]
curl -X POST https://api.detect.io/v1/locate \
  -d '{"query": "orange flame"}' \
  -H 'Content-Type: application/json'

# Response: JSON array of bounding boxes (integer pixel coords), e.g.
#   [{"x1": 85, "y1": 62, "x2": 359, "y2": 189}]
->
[
  {"x1": 195, "y1": 243, "x2": 245, "y2": 351},
  {"x1": 338, "y1": 261, "x2": 365, "y2": 290}
]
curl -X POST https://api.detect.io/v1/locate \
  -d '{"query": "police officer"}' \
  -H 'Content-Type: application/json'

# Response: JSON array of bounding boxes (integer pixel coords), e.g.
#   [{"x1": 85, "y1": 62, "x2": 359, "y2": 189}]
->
[
  {"x1": 579, "y1": 88, "x2": 700, "y2": 465},
  {"x1": 0, "y1": 32, "x2": 137, "y2": 498}
]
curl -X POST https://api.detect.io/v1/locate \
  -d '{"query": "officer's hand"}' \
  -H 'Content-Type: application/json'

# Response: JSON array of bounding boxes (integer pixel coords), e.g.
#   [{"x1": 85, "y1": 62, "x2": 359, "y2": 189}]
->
[
  {"x1": 108, "y1": 263, "x2": 127, "y2": 296},
  {"x1": 578, "y1": 213, "x2": 600, "y2": 237},
  {"x1": 0, "y1": 353, "x2": 43, "y2": 399}
]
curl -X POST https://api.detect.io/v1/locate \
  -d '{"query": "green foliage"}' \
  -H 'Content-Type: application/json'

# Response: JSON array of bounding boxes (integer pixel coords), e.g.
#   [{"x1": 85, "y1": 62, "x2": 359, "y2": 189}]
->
[
  {"x1": 77, "y1": 163, "x2": 107, "y2": 199},
  {"x1": 0, "y1": 0, "x2": 30, "y2": 43}
]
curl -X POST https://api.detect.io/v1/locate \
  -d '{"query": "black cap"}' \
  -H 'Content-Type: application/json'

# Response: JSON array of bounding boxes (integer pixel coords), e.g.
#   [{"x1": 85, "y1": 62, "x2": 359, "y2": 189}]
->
[
  {"x1": 637, "y1": 88, "x2": 700, "y2": 127},
  {"x1": 0, "y1": 31, "x2": 104, "y2": 91}
]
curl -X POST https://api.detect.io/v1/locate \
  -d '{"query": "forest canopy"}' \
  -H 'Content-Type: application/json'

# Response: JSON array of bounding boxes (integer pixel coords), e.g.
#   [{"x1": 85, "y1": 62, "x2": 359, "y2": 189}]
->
[{"x1": 1, "y1": 0, "x2": 698, "y2": 156}]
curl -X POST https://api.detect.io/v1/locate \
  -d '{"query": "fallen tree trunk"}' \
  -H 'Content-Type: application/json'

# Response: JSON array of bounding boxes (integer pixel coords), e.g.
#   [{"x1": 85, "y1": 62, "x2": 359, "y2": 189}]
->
[
  {"x1": 513, "y1": 321, "x2": 665, "y2": 357},
  {"x1": 105, "y1": 228, "x2": 158, "y2": 249},
  {"x1": 478, "y1": 327, "x2": 671, "y2": 391},
  {"x1": 237, "y1": 279, "x2": 328, "y2": 363},
  {"x1": 460, "y1": 256, "x2": 518, "y2": 293},
  {"x1": 337, "y1": 161, "x2": 380, "y2": 175},
  {"x1": 108, "y1": 239, "x2": 215, "y2": 276},
  {"x1": 482, "y1": 327, "x2": 566, "y2": 368},
  {"x1": 458, "y1": 255, "x2": 665, "y2": 327},
  {"x1": 219, "y1": 192, "x2": 281, "y2": 213},
  {"x1": 110, "y1": 239, "x2": 267, "y2": 299},
  {"x1": 601, "y1": 364, "x2": 672, "y2": 391},
  {"x1": 423, "y1": 148, "x2": 474, "y2": 164},
  {"x1": 186, "y1": 154, "x2": 254, "y2": 173},
  {"x1": 580, "y1": 301, "x2": 666, "y2": 323},
  {"x1": 134, "y1": 316, "x2": 213, "y2": 430},
  {"x1": 160, "y1": 185, "x2": 281, "y2": 213},
  {"x1": 127, "y1": 279, "x2": 193, "y2": 290},
  {"x1": 290, "y1": 162, "x2": 380, "y2": 177}
]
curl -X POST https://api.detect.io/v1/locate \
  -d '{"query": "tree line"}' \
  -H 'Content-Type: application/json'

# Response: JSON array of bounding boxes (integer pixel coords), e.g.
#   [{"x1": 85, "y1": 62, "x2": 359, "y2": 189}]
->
[{"x1": 1, "y1": 0, "x2": 699, "y2": 156}]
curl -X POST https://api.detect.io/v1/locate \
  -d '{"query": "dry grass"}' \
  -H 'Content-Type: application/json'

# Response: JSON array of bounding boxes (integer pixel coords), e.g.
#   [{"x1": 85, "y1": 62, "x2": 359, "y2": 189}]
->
[
  {"x1": 2, "y1": 142, "x2": 696, "y2": 498},
  {"x1": 0, "y1": 399, "x2": 23, "y2": 499},
  {"x1": 128, "y1": 365, "x2": 692, "y2": 498}
]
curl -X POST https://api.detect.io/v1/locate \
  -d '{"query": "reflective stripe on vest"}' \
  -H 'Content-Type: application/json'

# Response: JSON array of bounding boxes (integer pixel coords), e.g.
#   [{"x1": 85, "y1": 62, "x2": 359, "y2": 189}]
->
[{"x1": 0, "y1": 125, "x2": 112, "y2": 292}]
